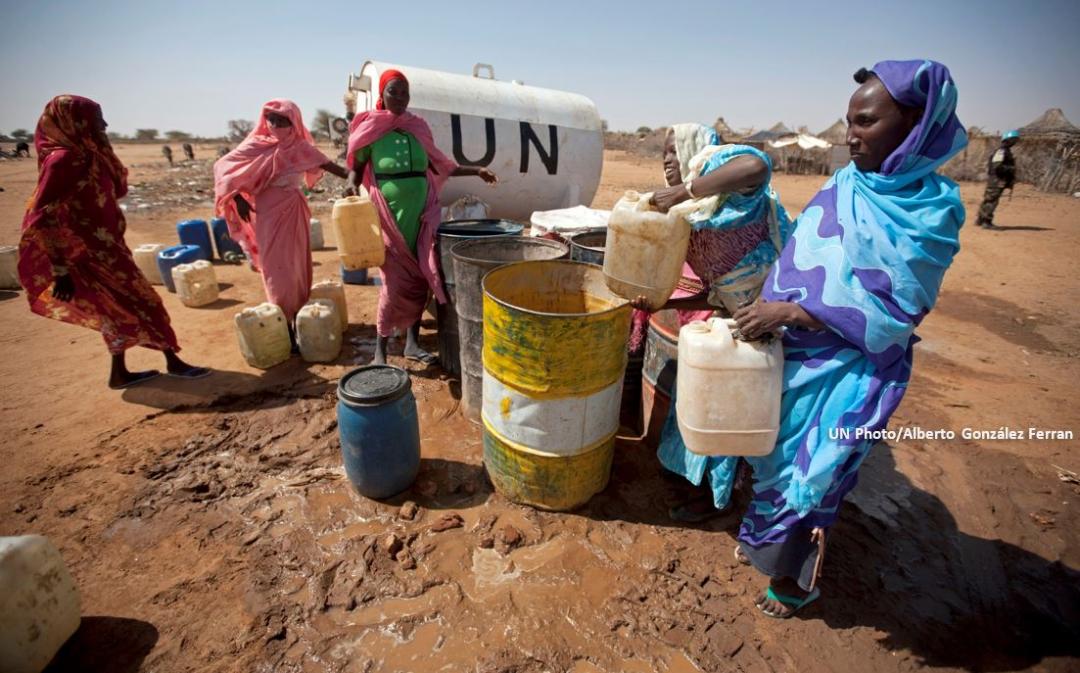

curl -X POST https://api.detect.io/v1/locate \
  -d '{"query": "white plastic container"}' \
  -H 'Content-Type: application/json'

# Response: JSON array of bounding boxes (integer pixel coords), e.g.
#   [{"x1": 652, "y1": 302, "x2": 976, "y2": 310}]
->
[
  {"x1": 309, "y1": 279, "x2": 348, "y2": 334},
  {"x1": 172, "y1": 260, "x2": 219, "y2": 308},
  {"x1": 603, "y1": 191, "x2": 690, "y2": 311},
  {"x1": 0, "y1": 535, "x2": 81, "y2": 673},
  {"x1": 347, "y1": 61, "x2": 603, "y2": 221},
  {"x1": 332, "y1": 191, "x2": 384, "y2": 271},
  {"x1": 235, "y1": 303, "x2": 292, "y2": 369},
  {"x1": 0, "y1": 246, "x2": 19, "y2": 289},
  {"x1": 296, "y1": 299, "x2": 341, "y2": 363},
  {"x1": 310, "y1": 218, "x2": 324, "y2": 250},
  {"x1": 675, "y1": 318, "x2": 783, "y2": 456},
  {"x1": 133, "y1": 243, "x2": 166, "y2": 285}
]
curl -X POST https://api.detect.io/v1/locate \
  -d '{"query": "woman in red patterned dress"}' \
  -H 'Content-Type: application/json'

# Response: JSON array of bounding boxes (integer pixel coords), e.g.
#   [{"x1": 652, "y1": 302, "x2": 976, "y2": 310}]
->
[{"x1": 18, "y1": 95, "x2": 209, "y2": 389}]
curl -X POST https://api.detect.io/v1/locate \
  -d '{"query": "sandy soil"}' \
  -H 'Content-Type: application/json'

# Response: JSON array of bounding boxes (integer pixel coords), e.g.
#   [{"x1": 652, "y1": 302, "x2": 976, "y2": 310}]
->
[{"x1": 1, "y1": 144, "x2": 1078, "y2": 673}]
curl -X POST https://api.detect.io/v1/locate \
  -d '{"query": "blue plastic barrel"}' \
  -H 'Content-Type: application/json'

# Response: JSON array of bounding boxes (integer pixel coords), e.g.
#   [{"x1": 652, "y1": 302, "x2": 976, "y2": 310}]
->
[
  {"x1": 157, "y1": 244, "x2": 203, "y2": 293},
  {"x1": 337, "y1": 365, "x2": 420, "y2": 499},
  {"x1": 210, "y1": 217, "x2": 243, "y2": 259},
  {"x1": 176, "y1": 219, "x2": 212, "y2": 261},
  {"x1": 341, "y1": 265, "x2": 368, "y2": 285}
]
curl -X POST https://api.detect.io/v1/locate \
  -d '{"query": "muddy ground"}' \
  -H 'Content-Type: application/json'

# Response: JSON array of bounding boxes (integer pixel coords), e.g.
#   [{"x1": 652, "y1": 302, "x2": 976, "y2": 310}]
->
[{"x1": 1, "y1": 144, "x2": 1078, "y2": 673}]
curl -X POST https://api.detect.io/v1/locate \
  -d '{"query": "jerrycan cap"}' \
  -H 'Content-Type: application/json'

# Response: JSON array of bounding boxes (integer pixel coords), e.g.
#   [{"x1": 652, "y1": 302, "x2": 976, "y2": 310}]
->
[
  {"x1": 684, "y1": 320, "x2": 711, "y2": 334},
  {"x1": 339, "y1": 365, "x2": 411, "y2": 405}
]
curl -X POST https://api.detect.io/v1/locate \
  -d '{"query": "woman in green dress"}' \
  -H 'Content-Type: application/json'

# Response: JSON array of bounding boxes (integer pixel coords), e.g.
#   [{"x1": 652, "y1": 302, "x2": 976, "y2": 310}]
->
[{"x1": 346, "y1": 69, "x2": 497, "y2": 365}]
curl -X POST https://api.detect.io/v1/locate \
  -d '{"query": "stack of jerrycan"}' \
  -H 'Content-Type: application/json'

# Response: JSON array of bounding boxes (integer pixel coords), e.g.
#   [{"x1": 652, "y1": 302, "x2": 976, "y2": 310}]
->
[
  {"x1": 309, "y1": 279, "x2": 348, "y2": 335},
  {"x1": 234, "y1": 303, "x2": 291, "y2": 369}
]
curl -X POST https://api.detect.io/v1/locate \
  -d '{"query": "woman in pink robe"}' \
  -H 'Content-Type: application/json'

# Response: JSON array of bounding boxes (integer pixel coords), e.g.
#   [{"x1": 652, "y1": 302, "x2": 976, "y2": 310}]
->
[{"x1": 214, "y1": 99, "x2": 348, "y2": 346}]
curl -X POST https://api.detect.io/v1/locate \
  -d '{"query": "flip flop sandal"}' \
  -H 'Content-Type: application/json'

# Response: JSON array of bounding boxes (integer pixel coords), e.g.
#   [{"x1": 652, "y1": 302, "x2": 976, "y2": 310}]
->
[
  {"x1": 109, "y1": 370, "x2": 161, "y2": 390},
  {"x1": 757, "y1": 586, "x2": 821, "y2": 619},
  {"x1": 405, "y1": 352, "x2": 438, "y2": 366},
  {"x1": 166, "y1": 367, "x2": 212, "y2": 380}
]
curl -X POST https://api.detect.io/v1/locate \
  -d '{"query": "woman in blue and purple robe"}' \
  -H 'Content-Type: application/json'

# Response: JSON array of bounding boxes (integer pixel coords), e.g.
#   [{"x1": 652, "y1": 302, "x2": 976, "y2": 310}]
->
[{"x1": 731, "y1": 59, "x2": 969, "y2": 618}]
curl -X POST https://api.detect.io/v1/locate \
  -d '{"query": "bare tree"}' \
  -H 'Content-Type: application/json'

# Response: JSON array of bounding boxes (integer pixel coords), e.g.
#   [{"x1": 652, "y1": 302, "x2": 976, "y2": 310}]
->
[
  {"x1": 11, "y1": 129, "x2": 30, "y2": 140},
  {"x1": 165, "y1": 130, "x2": 192, "y2": 141},
  {"x1": 310, "y1": 109, "x2": 333, "y2": 142},
  {"x1": 227, "y1": 119, "x2": 255, "y2": 142}
]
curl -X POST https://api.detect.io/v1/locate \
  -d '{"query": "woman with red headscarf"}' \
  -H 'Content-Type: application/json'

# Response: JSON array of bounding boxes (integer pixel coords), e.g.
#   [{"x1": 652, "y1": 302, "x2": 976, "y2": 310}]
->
[
  {"x1": 19, "y1": 95, "x2": 209, "y2": 389},
  {"x1": 214, "y1": 99, "x2": 348, "y2": 344},
  {"x1": 346, "y1": 70, "x2": 498, "y2": 365}
]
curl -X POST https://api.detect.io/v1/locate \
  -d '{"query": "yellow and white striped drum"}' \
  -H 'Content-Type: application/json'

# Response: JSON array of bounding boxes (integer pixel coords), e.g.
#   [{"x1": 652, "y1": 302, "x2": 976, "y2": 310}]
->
[{"x1": 482, "y1": 260, "x2": 630, "y2": 510}]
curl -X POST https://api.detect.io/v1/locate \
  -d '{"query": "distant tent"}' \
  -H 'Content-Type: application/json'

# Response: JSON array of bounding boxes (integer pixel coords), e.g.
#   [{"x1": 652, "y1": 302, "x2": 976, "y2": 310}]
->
[
  {"x1": 767, "y1": 133, "x2": 830, "y2": 150},
  {"x1": 818, "y1": 119, "x2": 848, "y2": 145},
  {"x1": 1020, "y1": 108, "x2": 1080, "y2": 137}
]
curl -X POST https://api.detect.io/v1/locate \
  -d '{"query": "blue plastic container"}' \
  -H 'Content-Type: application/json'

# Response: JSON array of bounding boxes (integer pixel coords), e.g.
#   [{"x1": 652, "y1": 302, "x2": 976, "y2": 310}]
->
[
  {"x1": 341, "y1": 265, "x2": 369, "y2": 285},
  {"x1": 337, "y1": 365, "x2": 420, "y2": 499},
  {"x1": 177, "y1": 219, "x2": 213, "y2": 261},
  {"x1": 210, "y1": 217, "x2": 243, "y2": 259},
  {"x1": 157, "y1": 244, "x2": 203, "y2": 293}
]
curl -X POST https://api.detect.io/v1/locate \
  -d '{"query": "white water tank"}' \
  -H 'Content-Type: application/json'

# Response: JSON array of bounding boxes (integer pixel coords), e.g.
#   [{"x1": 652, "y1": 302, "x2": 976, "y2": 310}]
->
[{"x1": 347, "y1": 61, "x2": 603, "y2": 221}]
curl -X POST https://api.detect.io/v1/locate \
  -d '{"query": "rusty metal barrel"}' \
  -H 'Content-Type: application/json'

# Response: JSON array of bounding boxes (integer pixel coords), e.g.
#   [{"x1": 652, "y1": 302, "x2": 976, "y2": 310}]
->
[{"x1": 451, "y1": 238, "x2": 569, "y2": 422}]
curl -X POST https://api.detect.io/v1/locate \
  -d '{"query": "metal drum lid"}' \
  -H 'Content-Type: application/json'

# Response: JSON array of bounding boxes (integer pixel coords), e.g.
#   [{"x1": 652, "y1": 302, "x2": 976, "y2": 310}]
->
[{"x1": 339, "y1": 365, "x2": 411, "y2": 405}]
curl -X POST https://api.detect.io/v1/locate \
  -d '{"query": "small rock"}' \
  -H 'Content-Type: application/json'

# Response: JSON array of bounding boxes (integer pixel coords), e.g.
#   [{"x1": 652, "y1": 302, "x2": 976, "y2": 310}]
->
[
  {"x1": 412, "y1": 540, "x2": 437, "y2": 557},
  {"x1": 472, "y1": 513, "x2": 498, "y2": 534},
  {"x1": 495, "y1": 525, "x2": 523, "y2": 554},
  {"x1": 399, "y1": 501, "x2": 419, "y2": 521},
  {"x1": 381, "y1": 532, "x2": 404, "y2": 556},
  {"x1": 13, "y1": 503, "x2": 25, "y2": 514},
  {"x1": 396, "y1": 550, "x2": 416, "y2": 570},
  {"x1": 430, "y1": 513, "x2": 464, "y2": 532},
  {"x1": 478, "y1": 535, "x2": 495, "y2": 549}
]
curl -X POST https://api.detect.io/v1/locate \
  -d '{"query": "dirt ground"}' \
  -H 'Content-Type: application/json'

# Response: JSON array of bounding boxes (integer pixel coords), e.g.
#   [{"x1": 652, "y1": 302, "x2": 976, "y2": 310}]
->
[{"x1": 1, "y1": 144, "x2": 1078, "y2": 673}]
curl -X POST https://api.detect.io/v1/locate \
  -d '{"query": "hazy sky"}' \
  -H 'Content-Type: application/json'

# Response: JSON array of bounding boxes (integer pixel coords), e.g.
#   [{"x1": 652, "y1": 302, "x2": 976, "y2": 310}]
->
[{"x1": 3, "y1": 0, "x2": 1078, "y2": 137}]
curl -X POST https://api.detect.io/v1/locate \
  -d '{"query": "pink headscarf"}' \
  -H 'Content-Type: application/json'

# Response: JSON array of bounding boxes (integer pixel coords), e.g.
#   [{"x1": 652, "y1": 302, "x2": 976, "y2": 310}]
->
[
  {"x1": 213, "y1": 99, "x2": 328, "y2": 264},
  {"x1": 346, "y1": 108, "x2": 458, "y2": 333}
]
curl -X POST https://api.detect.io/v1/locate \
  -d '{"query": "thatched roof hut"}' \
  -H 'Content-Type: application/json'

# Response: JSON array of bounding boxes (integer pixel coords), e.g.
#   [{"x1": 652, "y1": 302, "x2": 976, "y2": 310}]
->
[
  {"x1": 818, "y1": 119, "x2": 848, "y2": 145},
  {"x1": 1016, "y1": 108, "x2": 1080, "y2": 193},
  {"x1": 1020, "y1": 108, "x2": 1080, "y2": 137},
  {"x1": 714, "y1": 117, "x2": 737, "y2": 141}
]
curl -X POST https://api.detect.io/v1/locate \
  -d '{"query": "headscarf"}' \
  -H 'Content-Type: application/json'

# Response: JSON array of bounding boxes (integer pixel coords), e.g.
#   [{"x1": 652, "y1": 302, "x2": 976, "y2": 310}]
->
[
  {"x1": 375, "y1": 69, "x2": 407, "y2": 111},
  {"x1": 669, "y1": 123, "x2": 718, "y2": 183},
  {"x1": 31, "y1": 95, "x2": 127, "y2": 199},
  {"x1": 213, "y1": 99, "x2": 329, "y2": 264}
]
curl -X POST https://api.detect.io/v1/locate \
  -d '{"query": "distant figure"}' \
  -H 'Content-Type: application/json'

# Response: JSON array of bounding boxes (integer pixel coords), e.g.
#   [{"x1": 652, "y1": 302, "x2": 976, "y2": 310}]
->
[
  {"x1": 182, "y1": 142, "x2": 195, "y2": 161},
  {"x1": 161, "y1": 144, "x2": 174, "y2": 167},
  {"x1": 18, "y1": 95, "x2": 209, "y2": 389},
  {"x1": 975, "y1": 129, "x2": 1019, "y2": 230},
  {"x1": 15, "y1": 141, "x2": 31, "y2": 158},
  {"x1": 217, "y1": 145, "x2": 230, "y2": 158}
]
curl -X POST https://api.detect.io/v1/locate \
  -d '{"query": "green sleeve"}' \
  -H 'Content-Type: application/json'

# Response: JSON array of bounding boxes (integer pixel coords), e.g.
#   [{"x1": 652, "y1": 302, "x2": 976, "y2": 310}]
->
[{"x1": 352, "y1": 145, "x2": 371, "y2": 169}]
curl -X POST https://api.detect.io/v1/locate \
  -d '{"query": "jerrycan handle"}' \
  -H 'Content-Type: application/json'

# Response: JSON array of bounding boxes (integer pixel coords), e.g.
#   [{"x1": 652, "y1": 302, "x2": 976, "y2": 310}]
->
[
  {"x1": 709, "y1": 317, "x2": 736, "y2": 349},
  {"x1": 628, "y1": 191, "x2": 656, "y2": 213}
]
